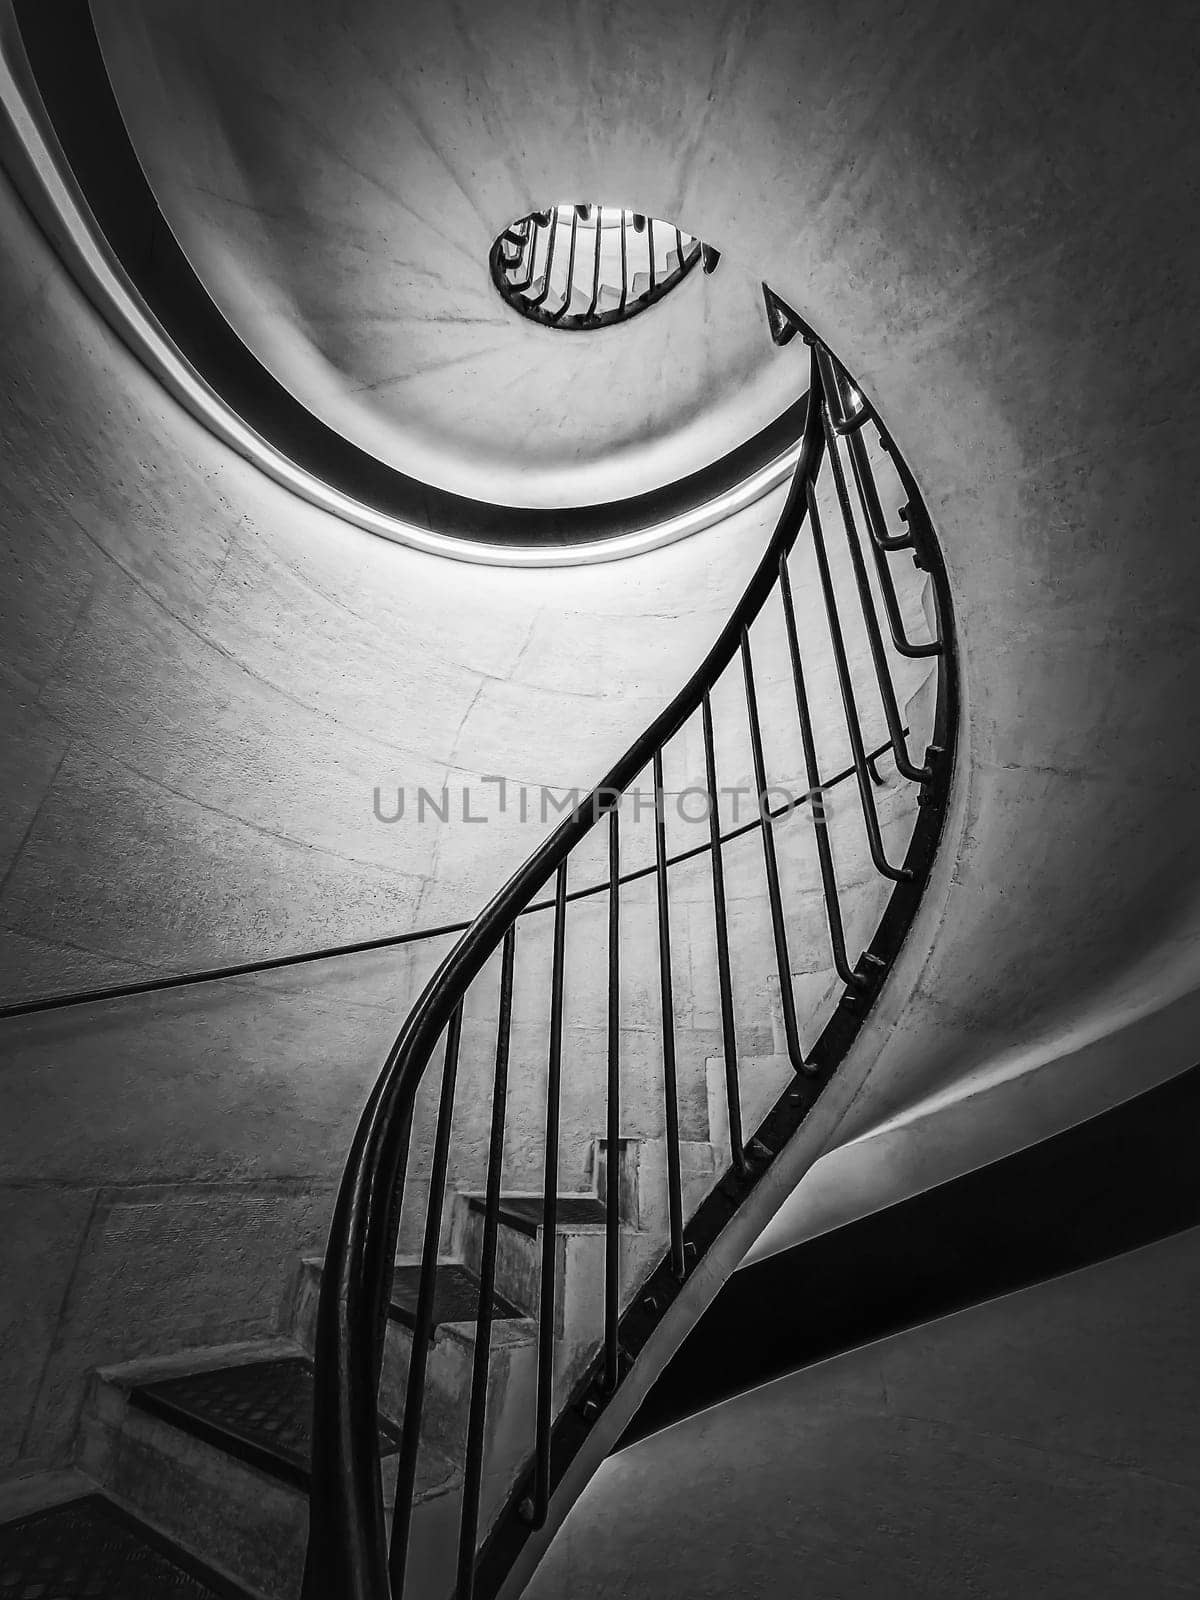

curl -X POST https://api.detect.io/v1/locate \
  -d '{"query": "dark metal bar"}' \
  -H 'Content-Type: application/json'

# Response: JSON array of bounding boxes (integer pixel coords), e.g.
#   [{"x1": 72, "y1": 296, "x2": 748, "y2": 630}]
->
[
  {"x1": 547, "y1": 209, "x2": 580, "y2": 323},
  {"x1": 821, "y1": 406, "x2": 931, "y2": 785},
  {"x1": 806, "y1": 476, "x2": 911, "y2": 883},
  {"x1": 647, "y1": 217, "x2": 657, "y2": 292},
  {"x1": 813, "y1": 343, "x2": 869, "y2": 436},
  {"x1": 528, "y1": 209, "x2": 561, "y2": 308},
  {"x1": 456, "y1": 931, "x2": 517, "y2": 1600},
  {"x1": 845, "y1": 425, "x2": 942, "y2": 656},
  {"x1": 604, "y1": 806, "x2": 622, "y2": 1390},
  {"x1": 653, "y1": 748, "x2": 686, "y2": 1278},
  {"x1": 702, "y1": 690, "x2": 746, "y2": 1173},
  {"x1": 777, "y1": 551, "x2": 861, "y2": 990},
  {"x1": 0, "y1": 730, "x2": 898, "y2": 1022},
  {"x1": 585, "y1": 204, "x2": 604, "y2": 321},
  {"x1": 511, "y1": 215, "x2": 540, "y2": 294},
  {"x1": 388, "y1": 1003, "x2": 465, "y2": 1591},
  {"x1": 740, "y1": 628, "x2": 806, "y2": 1070},
  {"x1": 672, "y1": 225, "x2": 684, "y2": 282},
  {"x1": 531, "y1": 859, "x2": 568, "y2": 1524},
  {"x1": 811, "y1": 347, "x2": 909, "y2": 552}
]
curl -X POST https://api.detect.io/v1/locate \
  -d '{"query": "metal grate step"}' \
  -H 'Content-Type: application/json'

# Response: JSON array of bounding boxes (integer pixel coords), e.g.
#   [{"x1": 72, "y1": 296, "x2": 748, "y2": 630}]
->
[
  {"x1": 0, "y1": 1494, "x2": 253, "y2": 1600},
  {"x1": 130, "y1": 1355, "x2": 400, "y2": 1492},
  {"x1": 389, "y1": 1261, "x2": 524, "y2": 1335},
  {"x1": 466, "y1": 1194, "x2": 608, "y2": 1239}
]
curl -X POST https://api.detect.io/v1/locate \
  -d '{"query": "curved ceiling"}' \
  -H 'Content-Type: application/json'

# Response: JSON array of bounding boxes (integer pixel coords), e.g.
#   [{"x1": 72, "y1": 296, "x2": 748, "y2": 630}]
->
[{"x1": 88, "y1": 0, "x2": 802, "y2": 513}]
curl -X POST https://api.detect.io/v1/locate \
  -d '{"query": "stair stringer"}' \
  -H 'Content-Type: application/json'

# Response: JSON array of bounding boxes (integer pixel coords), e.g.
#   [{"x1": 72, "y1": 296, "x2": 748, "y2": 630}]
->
[{"x1": 488, "y1": 1028, "x2": 885, "y2": 1600}]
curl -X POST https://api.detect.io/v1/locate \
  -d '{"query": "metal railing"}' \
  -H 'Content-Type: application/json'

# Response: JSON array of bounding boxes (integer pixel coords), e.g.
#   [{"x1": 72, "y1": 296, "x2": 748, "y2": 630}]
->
[
  {"x1": 0, "y1": 731, "x2": 902, "y2": 1022},
  {"x1": 490, "y1": 204, "x2": 719, "y2": 331},
  {"x1": 302, "y1": 329, "x2": 957, "y2": 1599}
]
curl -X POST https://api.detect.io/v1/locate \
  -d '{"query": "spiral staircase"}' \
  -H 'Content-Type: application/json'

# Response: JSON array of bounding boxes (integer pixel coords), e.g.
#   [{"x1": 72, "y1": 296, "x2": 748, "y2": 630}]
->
[
  {"x1": 0, "y1": 261, "x2": 956, "y2": 1594},
  {"x1": 8, "y1": 0, "x2": 1200, "y2": 1597}
]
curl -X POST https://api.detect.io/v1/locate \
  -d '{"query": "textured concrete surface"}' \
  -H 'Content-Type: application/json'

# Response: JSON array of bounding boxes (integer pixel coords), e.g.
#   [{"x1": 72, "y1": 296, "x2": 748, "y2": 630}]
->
[
  {"x1": 91, "y1": 1, "x2": 803, "y2": 512},
  {"x1": 0, "y1": 142, "x2": 924, "y2": 1478},
  {"x1": 4, "y1": 0, "x2": 1199, "y2": 1543},
  {"x1": 526, "y1": 1227, "x2": 1200, "y2": 1599},
  {"x1": 79, "y1": 0, "x2": 1200, "y2": 1156}
]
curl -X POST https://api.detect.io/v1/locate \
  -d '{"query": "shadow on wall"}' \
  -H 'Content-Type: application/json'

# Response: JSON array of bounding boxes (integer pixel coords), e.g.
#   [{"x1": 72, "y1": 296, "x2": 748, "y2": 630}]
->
[
  {"x1": 527, "y1": 1218, "x2": 1200, "y2": 1600},
  {"x1": 623, "y1": 1057, "x2": 1200, "y2": 1447}
]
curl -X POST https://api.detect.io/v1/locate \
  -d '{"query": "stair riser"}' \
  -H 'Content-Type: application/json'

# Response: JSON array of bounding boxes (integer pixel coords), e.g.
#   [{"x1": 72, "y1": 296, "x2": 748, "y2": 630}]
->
[
  {"x1": 453, "y1": 1205, "x2": 575, "y2": 1332},
  {"x1": 453, "y1": 1207, "x2": 653, "y2": 1401},
  {"x1": 80, "y1": 1377, "x2": 473, "y2": 1600},
  {"x1": 80, "y1": 1378, "x2": 308, "y2": 1600},
  {"x1": 287, "y1": 1262, "x2": 537, "y2": 1532}
]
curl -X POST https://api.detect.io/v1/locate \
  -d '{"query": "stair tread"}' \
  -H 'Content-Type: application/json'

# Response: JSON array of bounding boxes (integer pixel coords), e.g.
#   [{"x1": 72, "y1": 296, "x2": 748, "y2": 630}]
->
[
  {"x1": 467, "y1": 1193, "x2": 609, "y2": 1238},
  {"x1": 130, "y1": 1354, "x2": 404, "y2": 1494},
  {"x1": 390, "y1": 1261, "x2": 523, "y2": 1332},
  {"x1": 0, "y1": 1493, "x2": 253, "y2": 1599}
]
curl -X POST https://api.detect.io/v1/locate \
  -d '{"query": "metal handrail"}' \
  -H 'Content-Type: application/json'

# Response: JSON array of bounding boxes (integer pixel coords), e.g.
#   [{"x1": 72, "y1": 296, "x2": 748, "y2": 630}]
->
[
  {"x1": 302, "y1": 338, "x2": 956, "y2": 1598},
  {"x1": 0, "y1": 731, "x2": 902, "y2": 1022}
]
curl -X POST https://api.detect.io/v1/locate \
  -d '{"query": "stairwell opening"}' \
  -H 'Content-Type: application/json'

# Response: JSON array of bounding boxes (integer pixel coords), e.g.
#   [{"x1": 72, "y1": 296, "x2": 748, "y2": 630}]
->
[{"x1": 490, "y1": 204, "x2": 721, "y2": 332}]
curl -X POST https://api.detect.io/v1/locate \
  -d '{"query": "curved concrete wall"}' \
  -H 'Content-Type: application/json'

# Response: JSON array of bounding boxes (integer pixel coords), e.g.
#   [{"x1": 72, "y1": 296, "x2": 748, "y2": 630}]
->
[
  {"x1": 3, "y1": 0, "x2": 1199, "y2": 1504},
  {"x1": 86, "y1": 0, "x2": 1200, "y2": 1135},
  {"x1": 0, "y1": 146, "x2": 928, "y2": 1472},
  {"x1": 527, "y1": 1226, "x2": 1200, "y2": 1599},
  {"x1": 92, "y1": 0, "x2": 803, "y2": 511}
]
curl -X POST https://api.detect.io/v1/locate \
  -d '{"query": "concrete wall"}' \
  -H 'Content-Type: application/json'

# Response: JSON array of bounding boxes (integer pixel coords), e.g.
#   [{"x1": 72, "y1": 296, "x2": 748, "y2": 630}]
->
[
  {"x1": 6, "y1": 0, "x2": 1200, "y2": 1521},
  {"x1": 0, "y1": 136, "x2": 927, "y2": 1476},
  {"x1": 93, "y1": 0, "x2": 804, "y2": 511},
  {"x1": 81, "y1": 0, "x2": 1200, "y2": 1218},
  {"x1": 527, "y1": 1225, "x2": 1200, "y2": 1598}
]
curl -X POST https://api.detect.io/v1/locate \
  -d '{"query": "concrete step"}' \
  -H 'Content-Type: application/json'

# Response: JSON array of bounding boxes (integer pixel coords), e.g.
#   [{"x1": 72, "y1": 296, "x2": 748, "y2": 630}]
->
[
  {"x1": 452, "y1": 1132, "x2": 726, "y2": 1395},
  {"x1": 79, "y1": 1340, "x2": 460, "y2": 1600},
  {"x1": 286, "y1": 1257, "x2": 538, "y2": 1536}
]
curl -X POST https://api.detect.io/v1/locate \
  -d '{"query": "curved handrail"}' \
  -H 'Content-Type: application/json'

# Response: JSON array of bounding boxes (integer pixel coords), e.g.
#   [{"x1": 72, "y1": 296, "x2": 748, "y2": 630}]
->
[
  {"x1": 304, "y1": 347, "x2": 825, "y2": 1593},
  {"x1": 0, "y1": 728, "x2": 901, "y2": 1020},
  {"x1": 304, "y1": 336, "x2": 955, "y2": 1598}
]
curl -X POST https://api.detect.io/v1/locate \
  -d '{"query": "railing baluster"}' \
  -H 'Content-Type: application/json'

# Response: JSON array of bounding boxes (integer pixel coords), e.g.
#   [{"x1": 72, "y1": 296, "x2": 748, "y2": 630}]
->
[
  {"x1": 531, "y1": 859, "x2": 568, "y2": 1525},
  {"x1": 701, "y1": 690, "x2": 746, "y2": 1174},
  {"x1": 647, "y1": 217, "x2": 657, "y2": 292},
  {"x1": 777, "y1": 551, "x2": 861, "y2": 990},
  {"x1": 388, "y1": 1003, "x2": 465, "y2": 1592},
  {"x1": 604, "y1": 806, "x2": 622, "y2": 1390},
  {"x1": 547, "y1": 209, "x2": 580, "y2": 323},
  {"x1": 844, "y1": 425, "x2": 942, "y2": 658},
  {"x1": 528, "y1": 209, "x2": 560, "y2": 309},
  {"x1": 618, "y1": 212, "x2": 629, "y2": 314},
  {"x1": 805, "y1": 476, "x2": 911, "y2": 884},
  {"x1": 740, "y1": 629, "x2": 806, "y2": 1070},
  {"x1": 585, "y1": 204, "x2": 604, "y2": 322},
  {"x1": 512, "y1": 215, "x2": 540, "y2": 294},
  {"x1": 456, "y1": 930, "x2": 517, "y2": 1600},
  {"x1": 820, "y1": 402, "x2": 931, "y2": 785},
  {"x1": 653, "y1": 748, "x2": 686, "y2": 1278}
]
